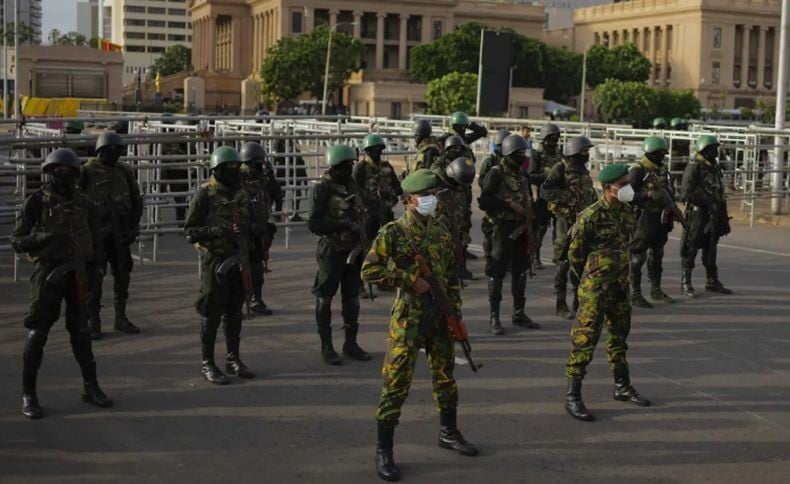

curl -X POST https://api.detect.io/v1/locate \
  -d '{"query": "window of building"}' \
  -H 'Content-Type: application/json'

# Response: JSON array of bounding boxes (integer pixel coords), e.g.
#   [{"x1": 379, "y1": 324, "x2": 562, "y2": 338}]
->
[
  {"x1": 169, "y1": 34, "x2": 186, "y2": 42},
  {"x1": 712, "y1": 61, "x2": 720, "y2": 85},
  {"x1": 125, "y1": 6, "x2": 145, "y2": 13},
  {"x1": 390, "y1": 102, "x2": 402, "y2": 120},
  {"x1": 149, "y1": 7, "x2": 166, "y2": 14},
  {"x1": 126, "y1": 45, "x2": 145, "y2": 52},
  {"x1": 149, "y1": 20, "x2": 166, "y2": 28},
  {"x1": 168, "y1": 9, "x2": 186, "y2": 16},
  {"x1": 148, "y1": 33, "x2": 166, "y2": 40},
  {"x1": 713, "y1": 27, "x2": 722, "y2": 49},
  {"x1": 125, "y1": 32, "x2": 145, "y2": 40},
  {"x1": 168, "y1": 21, "x2": 186, "y2": 29},
  {"x1": 432, "y1": 20, "x2": 443, "y2": 40},
  {"x1": 407, "y1": 16, "x2": 421, "y2": 42},
  {"x1": 148, "y1": 46, "x2": 165, "y2": 53},
  {"x1": 643, "y1": 27, "x2": 649, "y2": 51},
  {"x1": 291, "y1": 9, "x2": 303, "y2": 34},
  {"x1": 125, "y1": 19, "x2": 146, "y2": 27}
]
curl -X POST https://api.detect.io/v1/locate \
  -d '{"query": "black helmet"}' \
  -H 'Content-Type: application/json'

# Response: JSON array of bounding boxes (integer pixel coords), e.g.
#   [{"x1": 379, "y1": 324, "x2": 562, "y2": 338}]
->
[
  {"x1": 540, "y1": 123, "x2": 561, "y2": 141},
  {"x1": 95, "y1": 131, "x2": 124, "y2": 153},
  {"x1": 240, "y1": 142, "x2": 267, "y2": 163},
  {"x1": 445, "y1": 157, "x2": 476, "y2": 185},
  {"x1": 111, "y1": 120, "x2": 129, "y2": 134},
  {"x1": 494, "y1": 129, "x2": 510, "y2": 147},
  {"x1": 444, "y1": 135, "x2": 465, "y2": 150},
  {"x1": 42, "y1": 148, "x2": 81, "y2": 171},
  {"x1": 413, "y1": 119, "x2": 432, "y2": 138},
  {"x1": 502, "y1": 134, "x2": 529, "y2": 157},
  {"x1": 564, "y1": 136, "x2": 594, "y2": 157}
]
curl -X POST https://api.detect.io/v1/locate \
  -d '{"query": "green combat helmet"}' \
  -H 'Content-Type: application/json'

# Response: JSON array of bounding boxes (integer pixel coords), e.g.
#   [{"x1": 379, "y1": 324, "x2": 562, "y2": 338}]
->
[
  {"x1": 210, "y1": 146, "x2": 241, "y2": 170},
  {"x1": 42, "y1": 148, "x2": 81, "y2": 171},
  {"x1": 642, "y1": 136, "x2": 668, "y2": 154},
  {"x1": 670, "y1": 117, "x2": 688, "y2": 130},
  {"x1": 652, "y1": 117, "x2": 668, "y2": 129},
  {"x1": 694, "y1": 134, "x2": 720, "y2": 154},
  {"x1": 451, "y1": 111, "x2": 470, "y2": 128},
  {"x1": 326, "y1": 144, "x2": 356, "y2": 166},
  {"x1": 361, "y1": 134, "x2": 386, "y2": 152}
]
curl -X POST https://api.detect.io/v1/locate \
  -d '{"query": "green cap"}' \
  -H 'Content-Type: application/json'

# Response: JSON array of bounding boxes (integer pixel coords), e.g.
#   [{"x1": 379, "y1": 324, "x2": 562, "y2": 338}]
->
[
  {"x1": 361, "y1": 134, "x2": 385, "y2": 151},
  {"x1": 210, "y1": 146, "x2": 241, "y2": 170},
  {"x1": 599, "y1": 163, "x2": 629, "y2": 184},
  {"x1": 642, "y1": 136, "x2": 668, "y2": 154},
  {"x1": 326, "y1": 144, "x2": 356, "y2": 166},
  {"x1": 652, "y1": 117, "x2": 667, "y2": 128},
  {"x1": 695, "y1": 134, "x2": 719, "y2": 153},
  {"x1": 451, "y1": 111, "x2": 470, "y2": 127},
  {"x1": 401, "y1": 168, "x2": 438, "y2": 194}
]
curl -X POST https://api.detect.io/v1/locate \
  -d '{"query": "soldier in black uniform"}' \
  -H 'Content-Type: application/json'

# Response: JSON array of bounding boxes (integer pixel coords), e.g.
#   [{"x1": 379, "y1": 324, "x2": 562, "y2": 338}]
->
[
  {"x1": 527, "y1": 123, "x2": 562, "y2": 271},
  {"x1": 479, "y1": 130, "x2": 510, "y2": 261},
  {"x1": 12, "y1": 149, "x2": 113, "y2": 419}
]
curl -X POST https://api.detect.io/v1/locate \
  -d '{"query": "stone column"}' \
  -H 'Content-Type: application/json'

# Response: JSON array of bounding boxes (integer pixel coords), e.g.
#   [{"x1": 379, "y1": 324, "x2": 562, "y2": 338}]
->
[
  {"x1": 421, "y1": 16, "x2": 431, "y2": 43},
  {"x1": 660, "y1": 25, "x2": 669, "y2": 86},
  {"x1": 353, "y1": 11, "x2": 362, "y2": 38},
  {"x1": 741, "y1": 25, "x2": 750, "y2": 88},
  {"x1": 376, "y1": 12, "x2": 385, "y2": 69},
  {"x1": 649, "y1": 27, "x2": 657, "y2": 84},
  {"x1": 772, "y1": 27, "x2": 779, "y2": 87},
  {"x1": 757, "y1": 26, "x2": 767, "y2": 89},
  {"x1": 329, "y1": 9, "x2": 338, "y2": 30},
  {"x1": 398, "y1": 14, "x2": 409, "y2": 70},
  {"x1": 209, "y1": 16, "x2": 217, "y2": 72},
  {"x1": 305, "y1": 7, "x2": 314, "y2": 33}
]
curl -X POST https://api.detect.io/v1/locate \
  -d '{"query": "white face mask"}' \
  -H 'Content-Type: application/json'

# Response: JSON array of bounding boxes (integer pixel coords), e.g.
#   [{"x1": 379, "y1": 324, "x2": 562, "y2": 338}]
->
[
  {"x1": 415, "y1": 195, "x2": 438, "y2": 217},
  {"x1": 615, "y1": 184, "x2": 635, "y2": 203}
]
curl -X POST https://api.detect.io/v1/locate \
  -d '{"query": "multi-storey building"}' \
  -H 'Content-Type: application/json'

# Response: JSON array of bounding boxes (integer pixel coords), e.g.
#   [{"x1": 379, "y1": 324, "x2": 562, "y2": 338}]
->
[
  {"x1": 0, "y1": 0, "x2": 43, "y2": 44},
  {"x1": 109, "y1": 0, "x2": 193, "y2": 84},
  {"x1": 77, "y1": 0, "x2": 113, "y2": 40},
  {"x1": 187, "y1": 0, "x2": 548, "y2": 116}
]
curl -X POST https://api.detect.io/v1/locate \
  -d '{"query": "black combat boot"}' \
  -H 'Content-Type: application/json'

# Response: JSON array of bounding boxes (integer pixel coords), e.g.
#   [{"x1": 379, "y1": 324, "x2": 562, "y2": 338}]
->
[
  {"x1": 438, "y1": 410, "x2": 479, "y2": 456},
  {"x1": 705, "y1": 268, "x2": 733, "y2": 294},
  {"x1": 82, "y1": 380, "x2": 114, "y2": 408},
  {"x1": 317, "y1": 298, "x2": 342, "y2": 365},
  {"x1": 512, "y1": 272, "x2": 540, "y2": 329},
  {"x1": 341, "y1": 298, "x2": 371, "y2": 361},
  {"x1": 649, "y1": 278, "x2": 675, "y2": 303},
  {"x1": 71, "y1": 328, "x2": 113, "y2": 407},
  {"x1": 613, "y1": 367, "x2": 651, "y2": 406},
  {"x1": 22, "y1": 330, "x2": 46, "y2": 419},
  {"x1": 681, "y1": 267, "x2": 697, "y2": 298},
  {"x1": 565, "y1": 378, "x2": 595, "y2": 421},
  {"x1": 630, "y1": 276, "x2": 653, "y2": 308},
  {"x1": 376, "y1": 423, "x2": 400, "y2": 481},
  {"x1": 201, "y1": 317, "x2": 229, "y2": 384},
  {"x1": 555, "y1": 261, "x2": 575, "y2": 319},
  {"x1": 488, "y1": 278, "x2": 504, "y2": 336},
  {"x1": 224, "y1": 313, "x2": 254, "y2": 379},
  {"x1": 249, "y1": 297, "x2": 273, "y2": 316},
  {"x1": 114, "y1": 299, "x2": 140, "y2": 334}
]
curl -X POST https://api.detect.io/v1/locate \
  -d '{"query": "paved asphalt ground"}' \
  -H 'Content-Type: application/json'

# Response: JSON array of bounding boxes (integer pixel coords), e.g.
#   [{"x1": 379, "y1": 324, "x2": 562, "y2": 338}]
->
[{"x1": 1, "y1": 203, "x2": 790, "y2": 484}]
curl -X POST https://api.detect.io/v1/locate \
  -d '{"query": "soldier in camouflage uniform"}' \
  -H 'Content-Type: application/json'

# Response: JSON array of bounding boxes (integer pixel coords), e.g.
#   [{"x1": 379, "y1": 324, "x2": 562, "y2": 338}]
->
[
  {"x1": 527, "y1": 123, "x2": 563, "y2": 271},
  {"x1": 629, "y1": 136, "x2": 678, "y2": 308},
  {"x1": 479, "y1": 130, "x2": 510, "y2": 261},
  {"x1": 434, "y1": 156, "x2": 476, "y2": 287},
  {"x1": 79, "y1": 131, "x2": 143, "y2": 339},
  {"x1": 240, "y1": 142, "x2": 283, "y2": 316},
  {"x1": 184, "y1": 146, "x2": 254, "y2": 384},
  {"x1": 308, "y1": 144, "x2": 371, "y2": 365},
  {"x1": 410, "y1": 120, "x2": 441, "y2": 174},
  {"x1": 479, "y1": 135, "x2": 541, "y2": 335},
  {"x1": 362, "y1": 169, "x2": 478, "y2": 482},
  {"x1": 669, "y1": 117, "x2": 690, "y2": 201},
  {"x1": 680, "y1": 135, "x2": 733, "y2": 297},
  {"x1": 12, "y1": 149, "x2": 113, "y2": 419},
  {"x1": 541, "y1": 136, "x2": 598, "y2": 320},
  {"x1": 564, "y1": 163, "x2": 650, "y2": 422},
  {"x1": 354, "y1": 134, "x2": 403, "y2": 298}
]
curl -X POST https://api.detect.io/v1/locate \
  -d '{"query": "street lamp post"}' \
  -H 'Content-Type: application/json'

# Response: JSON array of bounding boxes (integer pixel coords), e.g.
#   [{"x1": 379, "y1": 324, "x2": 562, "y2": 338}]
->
[
  {"x1": 321, "y1": 21, "x2": 358, "y2": 116},
  {"x1": 580, "y1": 49, "x2": 588, "y2": 123}
]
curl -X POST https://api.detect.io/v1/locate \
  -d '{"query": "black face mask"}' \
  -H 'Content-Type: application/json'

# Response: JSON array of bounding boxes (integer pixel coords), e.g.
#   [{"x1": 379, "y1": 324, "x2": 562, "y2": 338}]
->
[
  {"x1": 330, "y1": 162, "x2": 353, "y2": 183},
  {"x1": 494, "y1": 148, "x2": 502, "y2": 157},
  {"x1": 571, "y1": 153, "x2": 589, "y2": 165},
  {"x1": 505, "y1": 155, "x2": 523, "y2": 170},
  {"x1": 367, "y1": 147, "x2": 384, "y2": 162},
  {"x1": 453, "y1": 125, "x2": 466, "y2": 136},
  {"x1": 701, "y1": 146, "x2": 719, "y2": 163},
  {"x1": 543, "y1": 137, "x2": 559, "y2": 154},
  {"x1": 47, "y1": 167, "x2": 78, "y2": 197},
  {"x1": 446, "y1": 147, "x2": 464, "y2": 160},
  {"x1": 646, "y1": 152, "x2": 666, "y2": 165},
  {"x1": 246, "y1": 161, "x2": 263, "y2": 177},
  {"x1": 99, "y1": 146, "x2": 123, "y2": 167},
  {"x1": 215, "y1": 165, "x2": 240, "y2": 189}
]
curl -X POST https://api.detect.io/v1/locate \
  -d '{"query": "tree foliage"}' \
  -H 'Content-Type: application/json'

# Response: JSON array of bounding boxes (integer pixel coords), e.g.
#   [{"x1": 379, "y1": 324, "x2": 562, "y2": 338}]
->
[
  {"x1": 592, "y1": 79, "x2": 701, "y2": 127},
  {"x1": 0, "y1": 22, "x2": 35, "y2": 45},
  {"x1": 425, "y1": 72, "x2": 478, "y2": 115},
  {"x1": 260, "y1": 26, "x2": 365, "y2": 103},
  {"x1": 48, "y1": 30, "x2": 93, "y2": 46},
  {"x1": 585, "y1": 43, "x2": 652, "y2": 88},
  {"x1": 149, "y1": 45, "x2": 192, "y2": 78}
]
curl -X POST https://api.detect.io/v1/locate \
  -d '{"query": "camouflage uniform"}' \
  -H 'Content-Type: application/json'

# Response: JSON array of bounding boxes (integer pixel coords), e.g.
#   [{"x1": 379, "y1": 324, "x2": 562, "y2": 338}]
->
[
  {"x1": 528, "y1": 146, "x2": 564, "y2": 262},
  {"x1": 541, "y1": 159, "x2": 597, "y2": 310},
  {"x1": 353, "y1": 153, "x2": 403, "y2": 243},
  {"x1": 431, "y1": 150, "x2": 473, "y2": 255},
  {"x1": 566, "y1": 195, "x2": 635, "y2": 379},
  {"x1": 478, "y1": 150, "x2": 503, "y2": 259},
  {"x1": 434, "y1": 166, "x2": 471, "y2": 266},
  {"x1": 412, "y1": 137, "x2": 442, "y2": 173},
  {"x1": 362, "y1": 209, "x2": 461, "y2": 427},
  {"x1": 79, "y1": 156, "x2": 143, "y2": 333}
]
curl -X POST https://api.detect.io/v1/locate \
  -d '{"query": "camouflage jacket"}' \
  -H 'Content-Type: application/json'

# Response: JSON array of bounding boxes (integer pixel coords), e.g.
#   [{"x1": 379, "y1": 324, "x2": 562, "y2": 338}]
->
[
  {"x1": 12, "y1": 184, "x2": 102, "y2": 264},
  {"x1": 629, "y1": 156, "x2": 673, "y2": 214},
  {"x1": 240, "y1": 163, "x2": 282, "y2": 237},
  {"x1": 541, "y1": 159, "x2": 597, "y2": 218},
  {"x1": 569, "y1": 195, "x2": 635, "y2": 290},
  {"x1": 361, "y1": 208, "x2": 461, "y2": 329},
  {"x1": 479, "y1": 157, "x2": 533, "y2": 224},
  {"x1": 528, "y1": 147, "x2": 563, "y2": 190},
  {"x1": 79, "y1": 159, "x2": 143, "y2": 232},
  {"x1": 352, "y1": 154, "x2": 402, "y2": 214},
  {"x1": 478, "y1": 152, "x2": 502, "y2": 188},
  {"x1": 412, "y1": 137, "x2": 442, "y2": 172},
  {"x1": 433, "y1": 168, "x2": 467, "y2": 241},
  {"x1": 307, "y1": 172, "x2": 366, "y2": 251},
  {"x1": 184, "y1": 176, "x2": 251, "y2": 257}
]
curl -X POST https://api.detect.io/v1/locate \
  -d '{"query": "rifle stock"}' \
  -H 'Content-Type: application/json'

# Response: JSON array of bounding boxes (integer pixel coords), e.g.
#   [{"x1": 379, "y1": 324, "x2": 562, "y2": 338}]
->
[
  {"x1": 233, "y1": 211, "x2": 254, "y2": 317},
  {"x1": 645, "y1": 171, "x2": 687, "y2": 229}
]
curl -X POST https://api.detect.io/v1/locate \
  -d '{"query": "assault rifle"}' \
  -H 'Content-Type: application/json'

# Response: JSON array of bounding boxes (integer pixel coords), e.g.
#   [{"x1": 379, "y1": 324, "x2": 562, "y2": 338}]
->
[
  {"x1": 643, "y1": 171, "x2": 687, "y2": 229},
  {"x1": 344, "y1": 194, "x2": 376, "y2": 300},
  {"x1": 233, "y1": 211, "x2": 254, "y2": 318}
]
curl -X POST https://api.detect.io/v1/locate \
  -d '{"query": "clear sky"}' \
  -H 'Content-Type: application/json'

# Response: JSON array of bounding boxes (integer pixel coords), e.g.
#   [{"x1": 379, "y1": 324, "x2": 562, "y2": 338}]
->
[{"x1": 42, "y1": 0, "x2": 78, "y2": 38}]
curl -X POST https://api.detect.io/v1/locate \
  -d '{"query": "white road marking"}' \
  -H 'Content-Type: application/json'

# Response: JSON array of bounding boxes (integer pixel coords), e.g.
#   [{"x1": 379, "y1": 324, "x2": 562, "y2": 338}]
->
[
  {"x1": 667, "y1": 236, "x2": 790, "y2": 258},
  {"x1": 419, "y1": 348, "x2": 468, "y2": 366}
]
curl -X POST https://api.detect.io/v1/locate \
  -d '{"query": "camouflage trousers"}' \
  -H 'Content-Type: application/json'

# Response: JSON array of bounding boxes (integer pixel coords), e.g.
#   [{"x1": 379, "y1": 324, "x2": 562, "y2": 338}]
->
[
  {"x1": 481, "y1": 215, "x2": 493, "y2": 259},
  {"x1": 376, "y1": 297, "x2": 458, "y2": 427},
  {"x1": 566, "y1": 281, "x2": 631, "y2": 379}
]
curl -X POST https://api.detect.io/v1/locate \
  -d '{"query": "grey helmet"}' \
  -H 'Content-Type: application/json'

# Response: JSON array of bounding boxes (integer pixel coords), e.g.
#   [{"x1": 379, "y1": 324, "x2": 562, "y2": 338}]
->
[{"x1": 563, "y1": 136, "x2": 594, "y2": 157}]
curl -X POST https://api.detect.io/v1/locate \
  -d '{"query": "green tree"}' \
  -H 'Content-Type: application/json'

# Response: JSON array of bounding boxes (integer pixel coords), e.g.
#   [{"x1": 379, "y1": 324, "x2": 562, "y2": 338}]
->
[
  {"x1": 149, "y1": 45, "x2": 192, "y2": 78},
  {"x1": 260, "y1": 26, "x2": 365, "y2": 104},
  {"x1": 0, "y1": 22, "x2": 35, "y2": 45},
  {"x1": 586, "y1": 43, "x2": 651, "y2": 88},
  {"x1": 653, "y1": 88, "x2": 701, "y2": 119},
  {"x1": 543, "y1": 45, "x2": 583, "y2": 104},
  {"x1": 48, "y1": 28, "x2": 61, "y2": 45},
  {"x1": 425, "y1": 72, "x2": 478, "y2": 115},
  {"x1": 56, "y1": 31, "x2": 89, "y2": 46},
  {"x1": 592, "y1": 79, "x2": 656, "y2": 127},
  {"x1": 410, "y1": 22, "x2": 487, "y2": 83}
]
